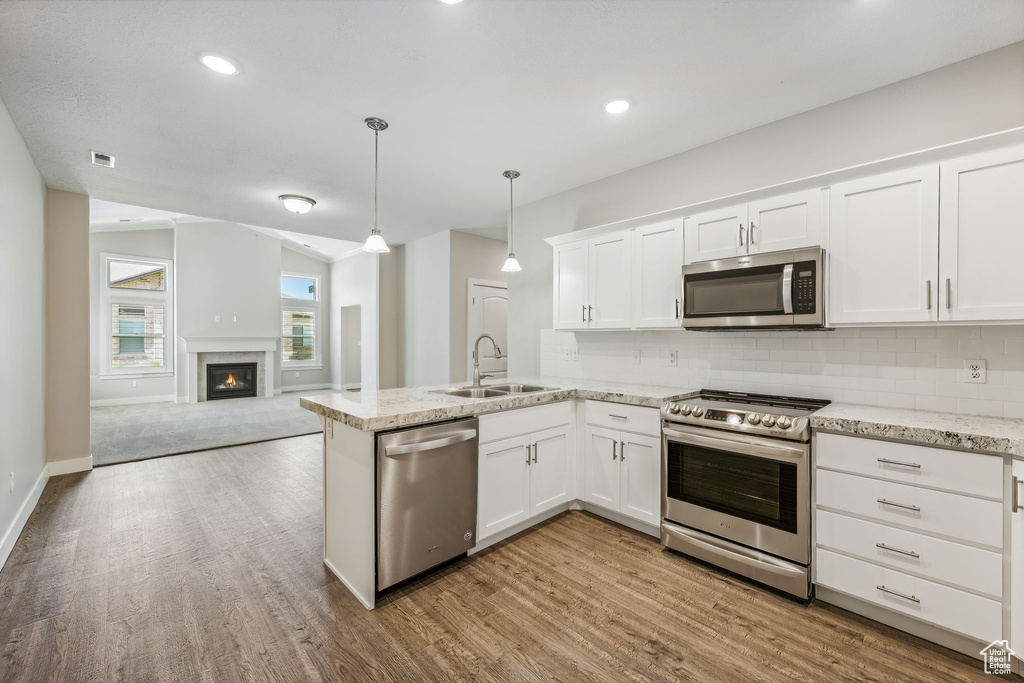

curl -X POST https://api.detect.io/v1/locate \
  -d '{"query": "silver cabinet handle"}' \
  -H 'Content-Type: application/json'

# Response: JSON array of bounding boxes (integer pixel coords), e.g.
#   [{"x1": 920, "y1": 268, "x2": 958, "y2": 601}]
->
[
  {"x1": 877, "y1": 585, "x2": 920, "y2": 604},
  {"x1": 781, "y1": 263, "x2": 793, "y2": 315},
  {"x1": 675, "y1": 298, "x2": 680, "y2": 319},
  {"x1": 738, "y1": 223, "x2": 744, "y2": 247},
  {"x1": 608, "y1": 414, "x2": 627, "y2": 420},
  {"x1": 526, "y1": 443, "x2": 531, "y2": 465},
  {"x1": 877, "y1": 498, "x2": 920, "y2": 512},
  {"x1": 945, "y1": 278, "x2": 951, "y2": 310},
  {"x1": 532, "y1": 443, "x2": 537, "y2": 464},
  {"x1": 582, "y1": 304, "x2": 586, "y2": 323},
  {"x1": 612, "y1": 441, "x2": 618, "y2": 460},
  {"x1": 620, "y1": 440, "x2": 625, "y2": 461},
  {"x1": 876, "y1": 542, "x2": 920, "y2": 558},
  {"x1": 1014, "y1": 476, "x2": 1022, "y2": 513},
  {"x1": 926, "y1": 280, "x2": 932, "y2": 310},
  {"x1": 588, "y1": 305, "x2": 593, "y2": 322},
  {"x1": 748, "y1": 221, "x2": 756, "y2": 244},
  {"x1": 877, "y1": 458, "x2": 921, "y2": 469}
]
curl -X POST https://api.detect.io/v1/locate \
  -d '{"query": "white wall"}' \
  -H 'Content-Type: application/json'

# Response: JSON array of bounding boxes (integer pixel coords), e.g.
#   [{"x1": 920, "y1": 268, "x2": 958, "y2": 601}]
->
[
  {"x1": 448, "y1": 231, "x2": 507, "y2": 383},
  {"x1": 509, "y1": 41, "x2": 1024, "y2": 377},
  {"x1": 330, "y1": 251, "x2": 381, "y2": 391},
  {"x1": 89, "y1": 228, "x2": 176, "y2": 403},
  {"x1": 0, "y1": 92, "x2": 47, "y2": 566},
  {"x1": 401, "y1": 230, "x2": 452, "y2": 386},
  {"x1": 280, "y1": 246, "x2": 332, "y2": 389}
]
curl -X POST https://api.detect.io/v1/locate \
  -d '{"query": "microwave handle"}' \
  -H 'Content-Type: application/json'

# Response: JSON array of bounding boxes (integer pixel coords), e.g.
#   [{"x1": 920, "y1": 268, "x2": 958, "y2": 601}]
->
[{"x1": 782, "y1": 263, "x2": 794, "y2": 314}]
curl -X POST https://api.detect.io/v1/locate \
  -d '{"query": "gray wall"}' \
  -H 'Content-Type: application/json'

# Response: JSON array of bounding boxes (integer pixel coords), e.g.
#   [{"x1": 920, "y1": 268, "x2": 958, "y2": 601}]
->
[
  {"x1": 0, "y1": 92, "x2": 46, "y2": 559},
  {"x1": 330, "y1": 251, "x2": 381, "y2": 391},
  {"x1": 508, "y1": 41, "x2": 1024, "y2": 376},
  {"x1": 89, "y1": 228, "x2": 176, "y2": 403},
  {"x1": 401, "y1": 230, "x2": 451, "y2": 386},
  {"x1": 280, "y1": 246, "x2": 332, "y2": 389},
  {"x1": 448, "y1": 231, "x2": 507, "y2": 383}
]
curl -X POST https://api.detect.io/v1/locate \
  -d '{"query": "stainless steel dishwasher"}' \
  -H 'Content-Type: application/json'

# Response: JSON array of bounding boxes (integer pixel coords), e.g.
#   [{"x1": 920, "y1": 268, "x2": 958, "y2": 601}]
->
[{"x1": 376, "y1": 417, "x2": 479, "y2": 591}]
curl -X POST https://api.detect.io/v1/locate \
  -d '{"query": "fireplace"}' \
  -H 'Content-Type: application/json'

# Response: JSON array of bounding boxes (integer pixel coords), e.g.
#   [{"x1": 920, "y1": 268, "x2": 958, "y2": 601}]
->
[{"x1": 206, "y1": 363, "x2": 258, "y2": 401}]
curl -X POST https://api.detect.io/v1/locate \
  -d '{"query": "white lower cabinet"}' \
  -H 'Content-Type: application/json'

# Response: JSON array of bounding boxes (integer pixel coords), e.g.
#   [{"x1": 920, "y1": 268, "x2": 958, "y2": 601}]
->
[
  {"x1": 584, "y1": 425, "x2": 621, "y2": 511},
  {"x1": 619, "y1": 432, "x2": 662, "y2": 526},
  {"x1": 1011, "y1": 460, "x2": 1024, "y2": 654}
]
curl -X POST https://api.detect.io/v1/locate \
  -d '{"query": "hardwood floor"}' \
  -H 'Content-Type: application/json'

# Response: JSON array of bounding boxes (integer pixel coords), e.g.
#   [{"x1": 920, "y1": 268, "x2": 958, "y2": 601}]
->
[{"x1": 0, "y1": 435, "x2": 997, "y2": 682}]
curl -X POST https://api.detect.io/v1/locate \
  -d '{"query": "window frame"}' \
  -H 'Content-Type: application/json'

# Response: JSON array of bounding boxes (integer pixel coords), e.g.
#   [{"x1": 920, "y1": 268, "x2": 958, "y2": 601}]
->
[
  {"x1": 99, "y1": 253, "x2": 174, "y2": 378},
  {"x1": 280, "y1": 271, "x2": 321, "y2": 369}
]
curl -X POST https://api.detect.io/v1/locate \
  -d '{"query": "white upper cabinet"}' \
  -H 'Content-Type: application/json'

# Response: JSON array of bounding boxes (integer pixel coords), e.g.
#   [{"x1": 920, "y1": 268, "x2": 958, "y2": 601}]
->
[
  {"x1": 588, "y1": 231, "x2": 632, "y2": 328},
  {"x1": 552, "y1": 240, "x2": 589, "y2": 329},
  {"x1": 939, "y1": 145, "x2": 1024, "y2": 321},
  {"x1": 827, "y1": 164, "x2": 939, "y2": 325},
  {"x1": 631, "y1": 219, "x2": 683, "y2": 328},
  {"x1": 746, "y1": 188, "x2": 824, "y2": 254},
  {"x1": 683, "y1": 203, "x2": 747, "y2": 264}
]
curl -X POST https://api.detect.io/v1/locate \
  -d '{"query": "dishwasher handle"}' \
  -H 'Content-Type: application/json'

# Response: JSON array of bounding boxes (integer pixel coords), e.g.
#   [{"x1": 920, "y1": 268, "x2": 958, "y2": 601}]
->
[{"x1": 383, "y1": 429, "x2": 477, "y2": 456}]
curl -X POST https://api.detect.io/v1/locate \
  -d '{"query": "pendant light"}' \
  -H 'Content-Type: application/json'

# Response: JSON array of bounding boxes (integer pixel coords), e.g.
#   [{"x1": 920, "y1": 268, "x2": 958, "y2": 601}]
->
[
  {"x1": 501, "y1": 170, "x2": 522, "y2": 272},
  {"x1": 361, "y1": 117, "x2": 391, "y2": 253}
]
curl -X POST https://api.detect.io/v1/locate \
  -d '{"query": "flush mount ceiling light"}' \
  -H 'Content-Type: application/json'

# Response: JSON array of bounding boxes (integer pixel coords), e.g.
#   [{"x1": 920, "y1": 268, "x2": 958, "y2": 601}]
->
[
  {"x1": 501, "y1": 170, "x2": 522, "y2": 273},
  {"x1": 604, "y1": 98, "x2": 631, "y2": 114},
  {"x1": 438, "y1": 0, "x2": 464, "y2": 4},
  {"x1": 361, "y1": 117, "x2": 391, "y2": 253},
  {"x1": 278, "y1": 194, "x2": 316, "y2": 214},
  {"x1": 201, "y1": 54, "x2": 239, "y2": 75}
]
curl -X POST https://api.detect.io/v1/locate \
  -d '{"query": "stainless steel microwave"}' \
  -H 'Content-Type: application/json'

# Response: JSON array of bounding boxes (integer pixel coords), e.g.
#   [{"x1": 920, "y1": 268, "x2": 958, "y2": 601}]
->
[{"x1": 681, "y1": 247, "x2": 825, "y2": 330}]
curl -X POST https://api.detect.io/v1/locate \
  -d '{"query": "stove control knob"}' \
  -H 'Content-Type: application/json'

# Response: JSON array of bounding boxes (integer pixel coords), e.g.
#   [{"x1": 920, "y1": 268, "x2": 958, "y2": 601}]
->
[
  {"x1": 777, "y1": 416, "x2": 792, "y2": 429},
  {"x1": 679, "y1": 404, "x2": 692, "y2": 416},
  {"x1": 746, "y1": 413, "x2": 762, "y2": 425},
  {"x1": 691, "y1": 407, "x2": 704, "y2": 418},
  {"x1": 668, "y1": 403, "x2": 681, "y2": 414},
  {"x1": 762, "y1": 415, "x2": 777, "y2": 428}
]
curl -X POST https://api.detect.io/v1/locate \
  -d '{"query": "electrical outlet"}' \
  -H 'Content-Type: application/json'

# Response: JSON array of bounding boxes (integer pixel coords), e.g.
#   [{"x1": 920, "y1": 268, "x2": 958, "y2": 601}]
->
[
  {"x1": 233, "y1": 315, "x2": 238, "y2": 323},
  {"x1": 964, "y1": 359, "x2": 987, "y2": 384},
  {"x1": 295, "y1": 371, "x2": 300, "y2": 378},
  {"x1": 215, "y1": 315, "x2": 221, "y2": 323},
  {"x1": 667, "y1": 350, "x2": 678, "y2": 367},
  {"x1": 132, "y1": 380, "x2": 137, "y2": 388},
  {"x1": 571, "y1": 347, "x2": 579, "y2": 362},
  {"x1": 563, "y1": 347, "x2": 571, "y2": 361},
  {"x1": 9, "y1": 472, "x2": 13, "y2": 493},
  {"x1": 632, "y1": 349, "x2": 641, "y2": 365}
]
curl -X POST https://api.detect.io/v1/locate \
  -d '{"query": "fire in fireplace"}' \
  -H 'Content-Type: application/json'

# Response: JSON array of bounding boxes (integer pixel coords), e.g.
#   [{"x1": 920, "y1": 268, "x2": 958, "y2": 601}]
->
[{"x1": 206, "y1": 363, "x2": 257, "y2": 400}]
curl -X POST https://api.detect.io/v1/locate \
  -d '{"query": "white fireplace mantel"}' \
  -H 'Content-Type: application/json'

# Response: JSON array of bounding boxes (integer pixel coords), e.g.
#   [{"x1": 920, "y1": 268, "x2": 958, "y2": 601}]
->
[{"x1": 179, "y1": 336, "x2": 279, "y2": 403}]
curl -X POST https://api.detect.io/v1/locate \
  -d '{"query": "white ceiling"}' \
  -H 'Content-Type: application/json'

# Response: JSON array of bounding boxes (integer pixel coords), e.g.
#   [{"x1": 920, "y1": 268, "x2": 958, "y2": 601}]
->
[{"x1": 2, "y1": 1, "x2": 1022, "y2": 245}]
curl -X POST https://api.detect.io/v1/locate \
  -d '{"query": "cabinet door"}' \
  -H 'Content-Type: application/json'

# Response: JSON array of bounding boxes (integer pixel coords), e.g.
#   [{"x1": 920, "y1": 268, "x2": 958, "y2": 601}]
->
[
  {"x1": 478, "y1": 434, "x2": 531, "y2": 541},
  {"x1": 631, "y1": 219, "x2": 683, "y2": 328},
  {"x1": 552, "y1": 240, "x2": 589, "y2": 329},
  {"x1": 827, "y1": 164, "x2": 939, "y2": 324},
  {"x1": 1012, "y1": 461, "x2": 1024, "y2": 653},
  {"x1": 588, "y1": 231, "x2": 631, "y2": 329},
  {"x1": 747, "y1": 188, "x2": 824, "y2": 254},
  {"x1": 529, "y1": 426, "x2": 573, "y2": 515},
  {"x1": 619, "y1": 432, "x2": 661, "y2": 526},
  {"x1": 939, "y1": 145, "x2": 1024, "y2": 321},
  {"x1": 683, "y1": 203, "x2": 746, "y2": 264},
  {"x1": 584, "y1": 425, "x2": 621, "y2": 511}
]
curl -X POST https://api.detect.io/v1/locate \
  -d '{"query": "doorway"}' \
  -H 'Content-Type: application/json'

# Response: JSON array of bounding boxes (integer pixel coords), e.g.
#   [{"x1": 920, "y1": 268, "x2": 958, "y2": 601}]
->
[
  {"x1": 340, "y1": 304, "x2": 362, "y2": 390},
  {"x1": 467, "y1": 279, "x2": 508, "y2": 380}
]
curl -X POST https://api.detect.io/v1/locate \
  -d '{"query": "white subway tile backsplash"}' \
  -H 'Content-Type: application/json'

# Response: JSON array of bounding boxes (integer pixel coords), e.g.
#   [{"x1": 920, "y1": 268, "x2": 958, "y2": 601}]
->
[{"x1": 539, "y1": 325, "x2": 1024, "y2": 418}]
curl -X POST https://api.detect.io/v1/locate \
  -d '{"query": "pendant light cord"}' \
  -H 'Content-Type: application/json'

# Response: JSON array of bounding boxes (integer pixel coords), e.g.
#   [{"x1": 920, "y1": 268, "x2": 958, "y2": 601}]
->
[
  {"x1": 374, "y1": 129, "x2": 379, "y2": 231},
  {"x1": 508, "y1": 175, "x2": 514, "y2": 253}
]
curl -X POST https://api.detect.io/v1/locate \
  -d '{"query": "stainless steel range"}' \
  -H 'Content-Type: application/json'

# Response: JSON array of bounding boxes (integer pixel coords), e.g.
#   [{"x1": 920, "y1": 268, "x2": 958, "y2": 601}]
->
[{"x1": 661, "y1": 390, "x2": 830, "y2": 599}]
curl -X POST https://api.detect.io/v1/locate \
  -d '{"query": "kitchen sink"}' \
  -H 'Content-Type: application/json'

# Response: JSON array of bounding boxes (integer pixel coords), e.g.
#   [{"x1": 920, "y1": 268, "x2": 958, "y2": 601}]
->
[
  {"x1": 434, "y1": 387, "x2": 510, "y2": 398},
  {"x1": 487, "y1": 384, "x2": 557, "y2": 394}
]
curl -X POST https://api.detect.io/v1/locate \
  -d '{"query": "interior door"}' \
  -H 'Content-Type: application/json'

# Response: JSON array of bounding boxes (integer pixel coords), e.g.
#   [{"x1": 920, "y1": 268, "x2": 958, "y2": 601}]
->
[
  {"x1": 619, "y1": 432, "x2": 661, "y2": 526},
  {"x1": 553, "y1": 240, "x2": 589, "y2": 329},
  {"x1": 584, "y1": 425, "x2": 621, "y2": 511},
  {"x1": 529, "y1": 426, "x2": 572, "y2": 515},
  {"x1": 747, "y1": 188, "x2": 824, "y2": 254},
  {"x1": 631, "y1": 219, "x2": 683, "y2": 328},
  {"x1": 683, "y1": 203, "x2": 747, "y2": 264},
  {"x1": 588, "y1": 231, "x2": 631, "y2": 329},
  {"x1": 939, "y1": 145, "x2": 1024, "y2": 321},
  {"x1": 467, "y1": 280, "x2": 508, "y2": 379},
  {"x1": 827, "y1": 164, "x2": 939, "y2": 324},
  {"x1": 478, "y1": 434, "x2": 531, "y2": 541}
]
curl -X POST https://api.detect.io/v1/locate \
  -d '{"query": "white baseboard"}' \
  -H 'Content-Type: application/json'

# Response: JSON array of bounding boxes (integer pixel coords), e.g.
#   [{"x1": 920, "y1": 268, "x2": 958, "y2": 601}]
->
[
  {"x1": 48, "y1": 455, "x2": 93, "y2": 476},
  {"x1": 90, "y1": 394, "x2": 176, "y2": 408},
  {"x1": 0, "y1": 465, "x2": 48, "y2": 571},
  {"x1": 281, "y1": 383, "x2": 334, "y2": 392},
  {"x1": 581, "y1": 502, "x2": 661, "y2": 538},
  {"x1": 469, "y1": 503, "x2": 573, "y2": 555}
]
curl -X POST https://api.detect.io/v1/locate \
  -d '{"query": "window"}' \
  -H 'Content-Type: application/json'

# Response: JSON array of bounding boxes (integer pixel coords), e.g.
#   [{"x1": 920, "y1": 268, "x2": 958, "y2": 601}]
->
[
  {"x1": 281, "y1": 273, "x2": 320, "y2": 367},
  {"x1": 101, "y1": 254, "x2": 173, "y2": 376}
]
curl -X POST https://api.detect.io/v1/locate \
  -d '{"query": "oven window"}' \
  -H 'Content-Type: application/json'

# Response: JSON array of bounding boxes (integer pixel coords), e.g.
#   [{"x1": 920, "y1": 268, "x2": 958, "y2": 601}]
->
[
  {"x1": 666, "y1": 441, "x2": 798, "y2": 533},
  {"x1": 684, "y1": 265, "x2": 784, "y2": 318}
]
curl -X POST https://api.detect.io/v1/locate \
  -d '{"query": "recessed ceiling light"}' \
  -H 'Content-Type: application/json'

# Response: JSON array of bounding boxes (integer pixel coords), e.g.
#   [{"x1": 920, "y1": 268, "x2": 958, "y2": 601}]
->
[
  {"x1": 604, "y1": 99, "x2": 630, "y2": 114},
  {"x1": 278, "y1": 194, "x2": 316, "y2": 214},
  {"x1": 201, "y1": 54, "x2": 239, "y2": 75}
]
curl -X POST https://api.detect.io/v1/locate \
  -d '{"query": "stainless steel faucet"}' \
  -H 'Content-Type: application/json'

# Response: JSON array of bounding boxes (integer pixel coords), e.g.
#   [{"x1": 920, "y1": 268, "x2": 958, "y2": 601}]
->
[{"x1": 472, "y1": 334, "x2": 504, "y2": 387}]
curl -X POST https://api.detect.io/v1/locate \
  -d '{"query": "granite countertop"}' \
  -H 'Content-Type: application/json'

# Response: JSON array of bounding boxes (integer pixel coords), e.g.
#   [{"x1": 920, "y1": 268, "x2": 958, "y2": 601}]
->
[
  {"x1": 300, "y1": 376, "x2": 697, "y2": 432},
  {"x1": 811, "y1": 403, "x2": 1024, "y2": 457}
]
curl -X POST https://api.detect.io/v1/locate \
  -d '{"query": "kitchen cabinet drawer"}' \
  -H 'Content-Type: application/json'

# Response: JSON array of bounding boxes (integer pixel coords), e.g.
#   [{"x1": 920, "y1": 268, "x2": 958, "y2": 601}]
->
[
  {"x1": 816, "y1": 432, "x2": 1002, "y2": 499},
  {"x1": 479, "y1": 401, "x2": 572, "y2": 445},
  {"x1": 815, "y1": 469, "x2": 1002, "y2": 548},
  {"x1": 816, "y1": 509, "x2": 1001, "y2": 597},
  {"x1": 584, "y1": 400, "x2": 659, "y2": 436},
  {"x1": 815, "y1": 549, "x2": 1001, "y2": 643}
]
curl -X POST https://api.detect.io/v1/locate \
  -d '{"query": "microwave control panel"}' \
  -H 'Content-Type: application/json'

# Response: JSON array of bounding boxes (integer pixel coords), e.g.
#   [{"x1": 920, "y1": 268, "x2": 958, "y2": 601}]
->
[{"x1": 793, "y1": 261, "x2": 816, "y2": 314}]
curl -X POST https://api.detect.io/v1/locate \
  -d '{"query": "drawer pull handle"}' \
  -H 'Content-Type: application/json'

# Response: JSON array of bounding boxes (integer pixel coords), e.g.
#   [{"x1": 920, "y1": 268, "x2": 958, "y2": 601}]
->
[
  {"x1": 877, "y1": 585, "x2": 920, "y2": 604},
  {"x1": 877, "y1": 458, "x2": 921, "y2": 469},
  {"x1": 877, "y1": 498, "x2": 920, "y2": 512},
  {"x1": 608, "y1": 414, "x2": 628, "y2": 420},
  {"x1": 875, "y1": 542, "x2": 920, "y2": 558}
]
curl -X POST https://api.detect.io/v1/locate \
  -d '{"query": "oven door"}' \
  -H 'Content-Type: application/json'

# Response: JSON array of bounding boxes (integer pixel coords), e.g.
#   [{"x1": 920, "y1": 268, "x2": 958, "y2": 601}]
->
[{"x1": 662, "y1": 423, "x2": 809, "y2": 564}]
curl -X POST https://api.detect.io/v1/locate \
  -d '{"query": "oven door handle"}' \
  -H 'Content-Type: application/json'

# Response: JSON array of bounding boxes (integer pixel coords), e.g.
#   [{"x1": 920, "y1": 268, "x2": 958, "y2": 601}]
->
[{"x1": 662, "y1": 425, "x2": 807, "y2": 461}]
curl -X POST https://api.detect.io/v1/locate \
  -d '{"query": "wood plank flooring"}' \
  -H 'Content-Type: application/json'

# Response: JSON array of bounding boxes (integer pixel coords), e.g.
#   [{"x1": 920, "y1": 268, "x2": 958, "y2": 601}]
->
[{"x1": 0, "y1": 435, "x2": 999, "y2": 682}]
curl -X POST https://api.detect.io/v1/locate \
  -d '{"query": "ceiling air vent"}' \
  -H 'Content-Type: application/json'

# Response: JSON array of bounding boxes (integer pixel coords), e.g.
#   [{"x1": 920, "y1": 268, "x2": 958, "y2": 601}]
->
[{"x1": 91, "y1": 151, "x2": 115, "y2": 168}]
